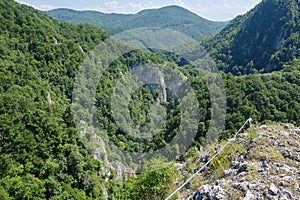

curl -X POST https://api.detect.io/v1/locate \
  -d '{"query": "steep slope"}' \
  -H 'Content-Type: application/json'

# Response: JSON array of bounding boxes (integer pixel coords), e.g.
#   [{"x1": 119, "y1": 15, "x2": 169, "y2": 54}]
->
[
  {"x1": 0, "y1": 0, "x2": 110, "y2": 198},
  {"x1": 202, "y1": 0, "x2": 300, "y2": 75},
  {"x1": 45, "y1": 6, "x2": 227, "y2": 40},
  {"x1": 185, "y1": 123, "x2": 300, "y2": 199},
  {"x1": 0, "y1": 1, "x2": 183, "y2": 199},
  {"x1": 2, "y1": 0, "x2": 300, "y2": 199}
]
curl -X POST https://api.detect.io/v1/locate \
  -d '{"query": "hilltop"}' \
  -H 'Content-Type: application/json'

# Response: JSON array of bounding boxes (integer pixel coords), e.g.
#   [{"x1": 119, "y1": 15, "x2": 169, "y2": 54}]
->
[{"x1": 45, "y1": 6, "x2": 227, "y2": 40}]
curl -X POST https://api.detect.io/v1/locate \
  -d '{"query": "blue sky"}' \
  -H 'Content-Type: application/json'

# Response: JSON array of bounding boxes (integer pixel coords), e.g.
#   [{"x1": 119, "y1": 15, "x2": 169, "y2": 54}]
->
[{"x1": 16, "y1": 0, "x2": 262, "y2": 21}]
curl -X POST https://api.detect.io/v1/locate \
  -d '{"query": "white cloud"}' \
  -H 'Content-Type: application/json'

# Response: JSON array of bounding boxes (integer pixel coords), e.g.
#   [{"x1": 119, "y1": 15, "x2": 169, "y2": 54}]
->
[
  {"x1": 104, "y1": 1, "x2": 118, "y2": 7},
  {"x1": 88, "y1": 1, "x2": 156, "y2": 14},
  {"x1": 174, "y1": 0, "x2": 185, "y2": 7},
  {"x1": 39, "y1": 4, "x2": 57, "y2": 10},
  {"x1": 17, "y1": 0, "x2": 57, "y2": 11},
  {"x1": 19, "y1": 1, "x2": 30, "y2": 6},
  {"x1": 18, "y1": 1, "x2": 37, "y2": 9},
  {"x1": 17, "y1": 0, "x2": 262, "y2": 21}
]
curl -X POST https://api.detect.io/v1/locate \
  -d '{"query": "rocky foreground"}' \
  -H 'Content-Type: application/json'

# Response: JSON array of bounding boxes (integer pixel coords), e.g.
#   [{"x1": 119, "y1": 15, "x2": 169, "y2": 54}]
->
[{"x1": 186, "y1": 124, "x2": 300, "y2": 200}]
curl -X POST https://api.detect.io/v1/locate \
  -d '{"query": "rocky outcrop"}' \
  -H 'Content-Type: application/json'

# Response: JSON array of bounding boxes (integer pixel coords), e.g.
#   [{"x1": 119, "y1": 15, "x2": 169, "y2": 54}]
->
[
  {"x1": 193, "y1": 185, "x2": 228, "y2": 200},
  {"x1": 186, "y1": 124, "x2": 300, "y2": 200}
]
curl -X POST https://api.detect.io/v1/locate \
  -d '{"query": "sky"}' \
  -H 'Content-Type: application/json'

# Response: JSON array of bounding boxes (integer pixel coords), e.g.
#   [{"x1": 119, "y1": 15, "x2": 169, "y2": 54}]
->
[{"x1": 16, "y1": 0, "x2": 262, "y2": 21}]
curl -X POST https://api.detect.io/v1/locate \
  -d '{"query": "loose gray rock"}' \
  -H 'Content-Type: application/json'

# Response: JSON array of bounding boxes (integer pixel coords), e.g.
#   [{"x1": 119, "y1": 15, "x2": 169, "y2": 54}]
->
[
  {"x1": 280, "y1": 131, "x2": 289, "y2": 138},
  {"x1": 282, "y1": 150, "x2": 292, "y2": 159},
  {"x1": 282, "y1": 190, "x2": 294, "y2": 199},
  {"x1": 293, "y1": 128, "x2": 300, "y2": 135},
  {"x1": 224, "y1": 169, "x2": 234, "y2": 177},
  {"x1": 261, "y1": 157, "x2": 270, "y2": 168},
  {"x1": 282, "y1": 124, "x2": 289, "y2": 129},
  {"x1": 230, "y1": 161, "x2": 240, "y2": 169},
  {"x1": 243, "y1": 190, "x2": 255, "y2": 200},
  {"x1": 194, "y1": 184, "x2": 227, "y2": 200},
  {"x1": 269, "y1": 183, "x2": 279, "y2": 196},
  {"x1": 280, "y1": 165, "x2": 293, "y2": 173},
  {"x1": 294, "y1": 155, "x2": 300, "y2": 162},
  {"x1": 232, "y1": 182, "x2": 247, "y2": 191},
  {"x1": 185, "y1": 195, "x2": 193, "y2": 200},
  {"x1": 237, "y1": 163, "x2": 249, "y2": 174},
  {"x1": 260, "y1": 125, "x2": 268, "y2": 129},
  {"x1": 281, "y1": 176, "x2": 293, "y2": 183},
  {"x1": 199, "y1": 154, "x2": 210, "y2": 163}
]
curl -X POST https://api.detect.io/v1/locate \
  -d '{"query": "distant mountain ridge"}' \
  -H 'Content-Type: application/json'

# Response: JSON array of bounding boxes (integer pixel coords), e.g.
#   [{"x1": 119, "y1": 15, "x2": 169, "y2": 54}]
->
[
  {"x1": 45, "y1": 6, "x2": 227, "y2": 40},
  {"x1": 202, "y1": 0, "x2": 300, "y2": 75}
]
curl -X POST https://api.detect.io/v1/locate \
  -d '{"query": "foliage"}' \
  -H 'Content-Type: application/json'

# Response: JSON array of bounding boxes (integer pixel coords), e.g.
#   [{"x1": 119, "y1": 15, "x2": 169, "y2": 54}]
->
[
  {"x1": 0, "y1": 0, "x2": 109, "y2": 198},
  {"x1": 201, "y1": 0, "x2": 300, "y2": 75},
  {"x1": 45, "y1": 6, "x2": 227, "y2": 40},
  {"x1": 222, "y1": 69, "x2": 300, "y2": 137},
  {"x1": 108, "y1": 159, "x2": 176, "y2": 200},
  {"x1": 1, "y1": 0, "x2": 300, "y2": 199},
  {"x1": 209, "y1": 141, "x2": 247, "y2": 179}
]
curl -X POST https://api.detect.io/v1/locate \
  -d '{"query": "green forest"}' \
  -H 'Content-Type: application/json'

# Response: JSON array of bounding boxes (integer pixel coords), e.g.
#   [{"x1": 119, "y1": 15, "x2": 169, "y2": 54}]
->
[
  {"x1": 45, "y1": 6, "x2": 227, "y2": 40},
  {"x1": 0, "y1": 0, "x2": 300, "y2": 199}
]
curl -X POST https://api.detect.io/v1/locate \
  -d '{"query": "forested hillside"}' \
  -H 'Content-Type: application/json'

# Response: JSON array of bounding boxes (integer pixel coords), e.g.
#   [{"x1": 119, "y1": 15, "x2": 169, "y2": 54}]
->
[
  {"x1": 45, "y1": 6, "x2": 227, "y2": 40},
  {"x1": 0, "y1": 1, "x2": 180, "y2": 199},
  {"x1": 0, "y1": 0, "x2": 111, "y2": 198},
  {"x1": 194, "y1": 0, "x2": 300, "y2": 135},
  {"x1": 202, "y1": 0, "x2": 300, "y2": 75},
  {"x1": 1, "y1": 0, "x2": 300, "y2": 199}
]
